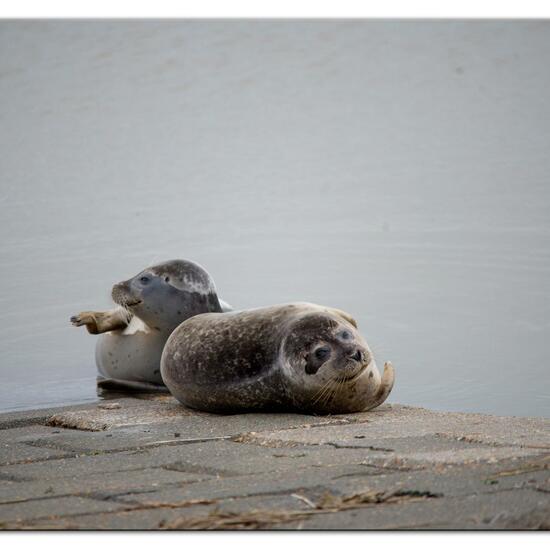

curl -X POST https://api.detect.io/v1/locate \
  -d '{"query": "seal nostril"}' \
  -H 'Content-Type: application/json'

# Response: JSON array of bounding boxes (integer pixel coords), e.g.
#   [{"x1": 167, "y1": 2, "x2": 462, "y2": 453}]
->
[{"x1": 351, "y1": 349, "x2": 363, "y2": 362}]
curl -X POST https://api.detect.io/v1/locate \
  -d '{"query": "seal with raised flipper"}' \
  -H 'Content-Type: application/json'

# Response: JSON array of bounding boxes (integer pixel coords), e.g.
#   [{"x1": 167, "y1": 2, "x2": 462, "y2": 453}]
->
[
  {"x1": 160, "y1": 302, "x2": 394, "y2": 414},
  {"x1": 70, "y1": 259, "x2": 232, "y2": 390}
]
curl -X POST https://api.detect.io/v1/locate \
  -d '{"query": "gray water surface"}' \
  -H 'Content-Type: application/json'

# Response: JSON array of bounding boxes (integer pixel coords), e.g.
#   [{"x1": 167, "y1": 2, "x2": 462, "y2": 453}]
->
[{"x1": 1, "y1": 20, "x2": 549, "y2": 416}]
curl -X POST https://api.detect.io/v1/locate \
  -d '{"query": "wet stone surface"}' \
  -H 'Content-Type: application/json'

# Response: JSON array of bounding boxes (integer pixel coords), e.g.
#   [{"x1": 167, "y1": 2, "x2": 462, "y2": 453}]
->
[{"x1": 0, "y1": 396, "x2": 549, "y2": 530}]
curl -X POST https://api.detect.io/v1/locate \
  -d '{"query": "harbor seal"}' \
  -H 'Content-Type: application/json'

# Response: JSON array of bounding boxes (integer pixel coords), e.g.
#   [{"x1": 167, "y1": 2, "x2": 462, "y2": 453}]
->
[
  {"x1": 161, "y1": 302, "x2": 395, "y2": 414},
  {"x1": 71, "y1": 259, "x2": 232, "y2": 390}
]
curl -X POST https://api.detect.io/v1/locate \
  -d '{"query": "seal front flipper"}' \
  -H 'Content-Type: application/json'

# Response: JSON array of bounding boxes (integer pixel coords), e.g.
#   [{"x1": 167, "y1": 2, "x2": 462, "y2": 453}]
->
[
  {"x1": 71, "y1": 307, "x2": 130, "y2": 334},
  {"x1": 97, "y1": 377, "x2": 168, "y2": 392},
  {"x1": 364, "y1": 361, "x2": 395, "y2": 411}
]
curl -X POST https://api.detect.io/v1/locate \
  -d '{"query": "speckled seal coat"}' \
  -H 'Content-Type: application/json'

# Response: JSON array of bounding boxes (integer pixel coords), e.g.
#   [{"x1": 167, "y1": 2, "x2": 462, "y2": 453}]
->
[
  {"x1": 71, "y1": 259, "x2": 232, "y2": 389},
  {"x1": 161, "y1": 302, "x2": 395, "y2": 414}
]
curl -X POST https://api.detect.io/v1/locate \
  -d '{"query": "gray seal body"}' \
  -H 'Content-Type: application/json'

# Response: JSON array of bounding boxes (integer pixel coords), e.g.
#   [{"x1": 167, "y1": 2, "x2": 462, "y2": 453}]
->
[
  {"x1": 71, "y1": 259, "x2": 231, "y2": 389},
  {"x1": 161, "y1": 302, "x2": 395, "y2": 414}
]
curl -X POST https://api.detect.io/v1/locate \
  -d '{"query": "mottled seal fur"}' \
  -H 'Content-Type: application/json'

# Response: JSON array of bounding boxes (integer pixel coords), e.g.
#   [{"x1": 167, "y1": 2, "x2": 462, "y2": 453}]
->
[
  {"x1": 71, "y1": 259, "x2": 232, "y2": 389},
  {"x1": 161, "y1": 302, "x2": 395, "y2": 414}
]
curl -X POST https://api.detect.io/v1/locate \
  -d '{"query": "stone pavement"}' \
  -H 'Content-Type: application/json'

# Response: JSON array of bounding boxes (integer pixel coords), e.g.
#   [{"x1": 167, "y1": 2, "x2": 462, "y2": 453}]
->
[{"x1": 0, "y1": 395, "x2": 548, "y2": 530}]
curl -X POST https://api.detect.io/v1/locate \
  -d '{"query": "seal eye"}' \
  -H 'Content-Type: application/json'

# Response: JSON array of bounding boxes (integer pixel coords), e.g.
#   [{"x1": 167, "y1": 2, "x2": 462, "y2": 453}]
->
[
  {"x1": 140, "y1": 276, "x2": 150, "y2": 284},
  {"x1": 164, "y1": 277, "x2": 170, "y2": 283},
  {"x1": 315, "y1": 347, "x2": 331, "y2": 360},
  {"x1": 305, "y1": 346, "x2": 331, "y2": 375},
  {"x1": 340, "y1": 330, "x2": 352, "y2": 340}
]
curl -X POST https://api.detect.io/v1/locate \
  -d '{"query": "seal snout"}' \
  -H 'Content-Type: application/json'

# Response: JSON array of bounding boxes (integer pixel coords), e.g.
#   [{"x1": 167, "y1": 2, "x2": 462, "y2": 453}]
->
[
  {"x1": 111, "y1": 281, "x2": 141, "y2": 308},
  {"x1": 346, "y1": 346, "x2": 370, "y2": 365},
  {"x1": 336, "y1": 346, "x2": 371, "y2": 381}
]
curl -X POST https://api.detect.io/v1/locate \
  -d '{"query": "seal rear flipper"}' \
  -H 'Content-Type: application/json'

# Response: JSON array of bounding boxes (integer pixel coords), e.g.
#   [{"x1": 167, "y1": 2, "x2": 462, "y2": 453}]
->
[
  {"x1": 96, "y1": 377, "x2": 169, "y2": 392},
  {"x1": 364, "y1": 361, "x2": 395, "y2": 411}
]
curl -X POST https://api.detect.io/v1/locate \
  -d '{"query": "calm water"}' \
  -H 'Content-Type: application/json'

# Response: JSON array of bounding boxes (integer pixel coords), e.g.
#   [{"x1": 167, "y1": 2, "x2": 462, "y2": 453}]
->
[{"x1": 1, "y1": 20, "x2": 549, "y2": 417}]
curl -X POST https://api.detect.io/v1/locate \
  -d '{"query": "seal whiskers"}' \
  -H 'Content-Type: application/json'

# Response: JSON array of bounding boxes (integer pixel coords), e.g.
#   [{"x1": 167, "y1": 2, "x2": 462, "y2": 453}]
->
[
  {"x1": 320, "y1": 381, "x2": 338, "y2": 408},
  {"x1": 311, "y1": 378, "x2": 336, "y2": 406}
]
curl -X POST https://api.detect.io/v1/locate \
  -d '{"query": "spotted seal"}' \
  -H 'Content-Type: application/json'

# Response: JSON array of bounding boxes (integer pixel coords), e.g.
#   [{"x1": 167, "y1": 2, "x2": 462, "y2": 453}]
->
[
  {"x1": 161, "y1": 302, "x2": 394, "y2": 414},
  {"x1": 70, "y1": 259, "x2": 232, "y2": 390}
]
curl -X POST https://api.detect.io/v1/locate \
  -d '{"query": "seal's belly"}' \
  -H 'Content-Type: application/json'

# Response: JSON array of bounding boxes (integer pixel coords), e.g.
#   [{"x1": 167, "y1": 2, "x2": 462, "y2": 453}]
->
[{"x1": 95, "y1": 330, "x2": 166, "y2": 384}]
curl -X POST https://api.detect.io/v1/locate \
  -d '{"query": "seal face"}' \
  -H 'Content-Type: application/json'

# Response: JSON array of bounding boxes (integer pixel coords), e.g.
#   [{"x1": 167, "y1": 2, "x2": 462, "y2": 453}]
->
[
  {"x1": 110, "y1": 260, "x2": 222, "y2": 333},
  {"x1": 71, "y1": 259, "x2": 229, "y2": 388},
  {"x1": 161, "y1": 302, "x2": 395, "y2": 414}
]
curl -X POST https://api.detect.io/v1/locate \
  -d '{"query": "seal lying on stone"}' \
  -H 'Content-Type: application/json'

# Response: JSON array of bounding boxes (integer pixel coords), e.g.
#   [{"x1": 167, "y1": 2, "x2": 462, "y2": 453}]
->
[
  {"x1": 71, "y1": 259, "x2": 232, "y2": 390},
  {"x1": 161, "y1": 302, "x2": 394, "y2": 414}
]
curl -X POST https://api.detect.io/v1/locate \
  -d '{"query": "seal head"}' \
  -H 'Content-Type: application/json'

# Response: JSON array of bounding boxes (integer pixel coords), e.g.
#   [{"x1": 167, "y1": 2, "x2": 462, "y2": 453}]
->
[
  {"x1": 111, "y1": 259, "x2": 222, "y2": 333},
  {"x1": 280, "y1": 310, "x2": 379, "y2": 413}
]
